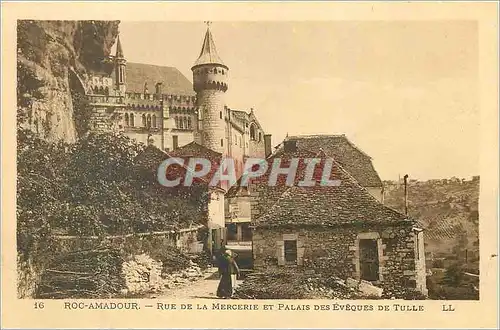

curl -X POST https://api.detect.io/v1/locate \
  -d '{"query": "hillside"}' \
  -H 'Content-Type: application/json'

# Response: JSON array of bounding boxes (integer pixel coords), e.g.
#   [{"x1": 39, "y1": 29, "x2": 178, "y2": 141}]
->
[{"x1": 383, "y1": 177, "x2": 480, "y2": 259}]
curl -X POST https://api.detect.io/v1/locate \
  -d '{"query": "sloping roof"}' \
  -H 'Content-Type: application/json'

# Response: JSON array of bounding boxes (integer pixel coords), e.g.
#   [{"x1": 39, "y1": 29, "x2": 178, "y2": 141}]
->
[
  {"x1": 255, "y1": 158, "x2": 410, "y2": 228},
  {"x1": 170, "y1": 141, "x2": 222, "y2": 159},
  {"x1": 192, "y1": 27, "x2": 226, "y2": 69},
  {"x1": 124, "y1": 62, "x2": 195, "y2": 96},
  {"x1": 225, "y1": 147, "x2": 322, "y2": 198},
  {"x1": 231, "y1": 110, "x2": 248, "y2": 121},
  {"x1": 278, "y1": 134, "x2": 382, "y2": 188},
  {"x1": 169, "y1": 142, "x2": 224, "y2": 189}
]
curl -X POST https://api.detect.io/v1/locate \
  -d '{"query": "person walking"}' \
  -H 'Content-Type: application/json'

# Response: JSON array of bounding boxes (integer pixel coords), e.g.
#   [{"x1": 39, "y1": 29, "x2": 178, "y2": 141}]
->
[{"x1": 216, "y1": 249, "x2": 240, "y2": 298}]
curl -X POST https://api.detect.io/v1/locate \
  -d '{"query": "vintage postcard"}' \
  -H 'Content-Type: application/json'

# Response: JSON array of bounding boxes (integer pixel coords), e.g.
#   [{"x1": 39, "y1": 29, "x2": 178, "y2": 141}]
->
[{"x1": 1, "y1": 1, "x2": 499, "y2": 329}]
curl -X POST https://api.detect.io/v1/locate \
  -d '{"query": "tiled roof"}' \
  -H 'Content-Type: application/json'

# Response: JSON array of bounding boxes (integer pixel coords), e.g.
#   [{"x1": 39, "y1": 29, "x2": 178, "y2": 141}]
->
[
  {"x1": 255, "y1": 157, "x2": 410, "y2": 228},
  {"x1": 279, "y1": 134, "x2": 382, "y2": 188},
  {"x1": 123, "y1": 62, "x2": 195, "y2": 96},
  {"x1": 170, "y1": 141, "x2": 222, "y2": 160},
  {"x1": 169, "y1": 142, "x2": 224, "y2": 189}
]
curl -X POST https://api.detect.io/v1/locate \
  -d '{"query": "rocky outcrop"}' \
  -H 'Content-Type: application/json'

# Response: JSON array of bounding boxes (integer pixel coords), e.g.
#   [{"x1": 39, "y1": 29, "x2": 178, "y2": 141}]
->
[{"x1": 17, "y1": 20, "x2": 120, "y2": 142}]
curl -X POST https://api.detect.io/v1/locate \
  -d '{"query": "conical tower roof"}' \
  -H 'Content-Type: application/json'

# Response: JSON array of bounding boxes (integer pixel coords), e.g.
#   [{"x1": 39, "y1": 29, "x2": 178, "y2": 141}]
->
[
  {"x1": 192, "y1": 26, "x2": 227, "y2": 69},
  {"x1": 116, "y1": 35, "x2": 124, "y2": 58}
]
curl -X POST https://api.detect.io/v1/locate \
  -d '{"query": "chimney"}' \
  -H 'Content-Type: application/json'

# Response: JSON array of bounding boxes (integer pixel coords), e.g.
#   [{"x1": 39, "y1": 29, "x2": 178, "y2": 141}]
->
[
  {"x1": 404, "y1": 174, "x2": 409, "y2": 216},
  {"x1": 155, "y1": 82, "x2": 163, "y2": 96},
  {"x1": 264, "y1": 134, "x2": 272, "y2": 157}
]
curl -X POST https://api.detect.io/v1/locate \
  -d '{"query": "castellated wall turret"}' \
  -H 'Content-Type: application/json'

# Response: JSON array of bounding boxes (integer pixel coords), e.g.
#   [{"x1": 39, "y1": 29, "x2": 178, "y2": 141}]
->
[{"x1": 193, "y1": 64, "x2": 229, "y2": 155}]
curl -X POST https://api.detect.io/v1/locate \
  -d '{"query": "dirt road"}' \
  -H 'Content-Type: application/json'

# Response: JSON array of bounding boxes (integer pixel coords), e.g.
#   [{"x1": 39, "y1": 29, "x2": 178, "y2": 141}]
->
[{"x1": 154, "y1": 269, "x2": 240, "y2": 299}]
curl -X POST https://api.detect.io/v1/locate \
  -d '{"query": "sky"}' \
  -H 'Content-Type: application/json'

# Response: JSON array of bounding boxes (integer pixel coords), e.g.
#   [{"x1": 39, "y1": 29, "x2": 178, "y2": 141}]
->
[{"x1": 117, "y1": 21, "x2": 479, "y2": 181}]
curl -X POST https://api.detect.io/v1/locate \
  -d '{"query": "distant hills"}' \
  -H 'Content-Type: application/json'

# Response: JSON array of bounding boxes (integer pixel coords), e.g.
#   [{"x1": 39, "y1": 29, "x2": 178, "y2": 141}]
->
[{"x1": 383, "y1": 176, "x2": 480, "y2": 258}]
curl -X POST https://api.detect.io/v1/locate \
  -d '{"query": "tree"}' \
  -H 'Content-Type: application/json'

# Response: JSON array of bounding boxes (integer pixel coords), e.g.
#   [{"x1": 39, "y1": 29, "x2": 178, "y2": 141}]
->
[{"x1": 441, "y1": 263, "x2": 465, "y2": 286}]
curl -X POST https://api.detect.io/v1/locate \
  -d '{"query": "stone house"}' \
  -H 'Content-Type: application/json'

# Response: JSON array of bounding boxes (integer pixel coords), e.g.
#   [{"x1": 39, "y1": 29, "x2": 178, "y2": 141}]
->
[{"x1": 251, "y1": 146, "x2": 427, "y2": 295}]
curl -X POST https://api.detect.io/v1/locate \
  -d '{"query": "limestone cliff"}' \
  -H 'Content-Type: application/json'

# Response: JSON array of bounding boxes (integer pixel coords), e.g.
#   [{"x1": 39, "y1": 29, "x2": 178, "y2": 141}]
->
[{"x1": 17, "y1": 20, "x2": 120, "y2": 142}]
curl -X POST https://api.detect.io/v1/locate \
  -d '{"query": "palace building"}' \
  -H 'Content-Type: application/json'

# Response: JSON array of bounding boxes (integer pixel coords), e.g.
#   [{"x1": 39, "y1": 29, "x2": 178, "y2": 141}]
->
[{"x1": 85, "y1": 24, "x2": 271, "y2": 177}]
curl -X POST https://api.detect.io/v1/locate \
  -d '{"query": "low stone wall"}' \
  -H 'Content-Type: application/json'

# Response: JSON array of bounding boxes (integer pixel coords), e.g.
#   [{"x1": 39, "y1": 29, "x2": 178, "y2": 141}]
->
[{"x1": 17, "y1": 226, "x2": 206, "y2": 298}]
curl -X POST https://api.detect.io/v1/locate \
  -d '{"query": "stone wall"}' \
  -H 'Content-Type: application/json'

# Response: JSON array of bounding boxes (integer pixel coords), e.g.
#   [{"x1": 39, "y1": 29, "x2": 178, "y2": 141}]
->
[
  {"x1": 17, "y1": 227, "x2": 205, "y2": 298},
  {"x1": 197, "y1": 89, "x2": 226, "y2": 154},
  {"x1": 253, "y1": 225, "x2": 427, "y2": 294}
]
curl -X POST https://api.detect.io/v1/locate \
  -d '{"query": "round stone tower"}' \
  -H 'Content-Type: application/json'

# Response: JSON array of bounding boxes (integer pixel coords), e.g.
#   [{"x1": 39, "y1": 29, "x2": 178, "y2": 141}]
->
[{"x1": 191, "y1": 24, "x2": 229, "y2": 155}]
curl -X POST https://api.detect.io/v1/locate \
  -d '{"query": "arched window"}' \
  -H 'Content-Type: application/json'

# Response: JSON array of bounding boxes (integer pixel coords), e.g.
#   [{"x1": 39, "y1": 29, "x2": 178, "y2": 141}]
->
[
  {"x1": 250, "y1": 124, "x2": 256, "y2": 140},
  {"x1": 130, "y1": 113, "x2": 135, "y2": 127},
  {"x1": 104, "y1": 87, "x2": 109, "y2": 95},
  {"x1": 188, "y1": 117, "x2": 192, "y2": 129},
  {"x1": 93, "y1": 86, "x2": 99, "y2": 94},
  {"x1": 179, "y1": 117, "x2": 184, "y2": 129},
  {"x1": 259, "y1": 132, "x2": 262, "y2": 142},
  {"x1": 124, "y1": 113, "x2": 129, "y2": 127},
  {"x1": 147, "y1": 114, "x2": 152, "y2": 128},
  {"x1": 142, "y1": 114, "x2": 146, "y2": 127},
  {"x1": 183, "y1": 117, "x2": 188, "y2": 129},
  {"x1": 99, "y1": 86, "x2": 105, "y2": 94},
  {"x1": 152, "y1": 115, "x2": 157, "y2": 128},
  {"x1": 175, "y1": 116, "x2": 179, "y2": 128}
]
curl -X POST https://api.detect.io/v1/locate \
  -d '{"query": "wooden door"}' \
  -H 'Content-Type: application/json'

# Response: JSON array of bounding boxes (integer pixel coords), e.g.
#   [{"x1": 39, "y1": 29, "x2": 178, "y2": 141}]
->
[{"x1": 359, "y1": 239, "x2": 379, "y2": 281}]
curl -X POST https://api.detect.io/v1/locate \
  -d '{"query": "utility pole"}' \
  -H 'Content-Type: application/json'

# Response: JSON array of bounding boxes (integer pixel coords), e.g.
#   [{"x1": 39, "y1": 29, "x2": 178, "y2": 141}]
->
[{"x1": 404, "y1": 174, "x2": 409, "y2": 216}]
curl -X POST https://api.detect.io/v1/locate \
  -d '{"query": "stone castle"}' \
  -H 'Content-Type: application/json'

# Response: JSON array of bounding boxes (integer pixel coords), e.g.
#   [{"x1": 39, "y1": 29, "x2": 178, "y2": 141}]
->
[{"x1": 85, "y1": 24, "x2": 270, "y2": 175}]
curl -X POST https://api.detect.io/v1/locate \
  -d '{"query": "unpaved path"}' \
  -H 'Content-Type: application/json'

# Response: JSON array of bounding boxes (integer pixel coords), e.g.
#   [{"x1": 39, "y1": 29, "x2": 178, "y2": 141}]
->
[{"x1": 153, "y1": 269, "x2": 240, "y2": 299}]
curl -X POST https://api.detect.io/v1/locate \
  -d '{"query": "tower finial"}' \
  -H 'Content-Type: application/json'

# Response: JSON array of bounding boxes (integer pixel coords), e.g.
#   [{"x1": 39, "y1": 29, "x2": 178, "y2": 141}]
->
[{"x1": 204, "y1": 21, "x2": 212, "y2": 28}]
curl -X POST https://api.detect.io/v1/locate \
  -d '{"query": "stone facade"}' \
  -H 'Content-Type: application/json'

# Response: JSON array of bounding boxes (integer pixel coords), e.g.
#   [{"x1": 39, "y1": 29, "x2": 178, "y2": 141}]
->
[
  {"x1": 253, "y1": 225, "x2": 427, "y2": 295},
  {"x1": 85, "y1": 25, "x2": 268, "y2": 175}
]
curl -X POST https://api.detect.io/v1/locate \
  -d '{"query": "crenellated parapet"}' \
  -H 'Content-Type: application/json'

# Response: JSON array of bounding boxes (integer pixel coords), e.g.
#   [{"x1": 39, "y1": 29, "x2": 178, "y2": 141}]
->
[{"x1": 192, "y1": 65, "x2": 229, "y2": 93}]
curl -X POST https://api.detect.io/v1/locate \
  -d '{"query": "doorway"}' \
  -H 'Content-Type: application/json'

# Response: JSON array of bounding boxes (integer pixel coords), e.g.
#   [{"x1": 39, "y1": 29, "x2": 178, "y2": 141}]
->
[{"x1": 359, "y1": 239, "x2": 380, "y2": 281}]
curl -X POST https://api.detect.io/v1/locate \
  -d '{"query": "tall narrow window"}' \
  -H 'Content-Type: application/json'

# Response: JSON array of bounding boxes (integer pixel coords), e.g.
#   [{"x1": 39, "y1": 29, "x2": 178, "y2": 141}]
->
[
  {"x1": 172, "y1": 135, "x2": 179, "y2": 150},
  {"x1": 147, "y1": 114, "x2": 152, "y2": 128},
  {"x1": 179, "y1": 117, "x2": 184, "y2": 129},
  {"x1": 220, "y1": 111, "x2": 223, "y2": 119},
  {"x1": 183, "y1": 117, "x2": 188, "y2": 129},
  {"x1": 152, "y1": 115, "x2": 157, "y2": 128},
  {"x1": 250, "y1": 124, "x2": 256, "y2": 140},
  {"x1": 142, "y1": 114, "x2": 146, "y2": 127},
  {"x1": 221, "y1": 139, "x2": 224, "y2": 147},
  {"x1": 188, "y1": 117, "x2": 192, "y2": 129},
  {"x1": 130, "y1": 113, "x2": 135, "y2": 127},
  {"x1": 124, "y1": 113, "x2": 129, "y2": 126},
  {"x1": 175, "y1": 116, "x2": 179, "y2": 128}
]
